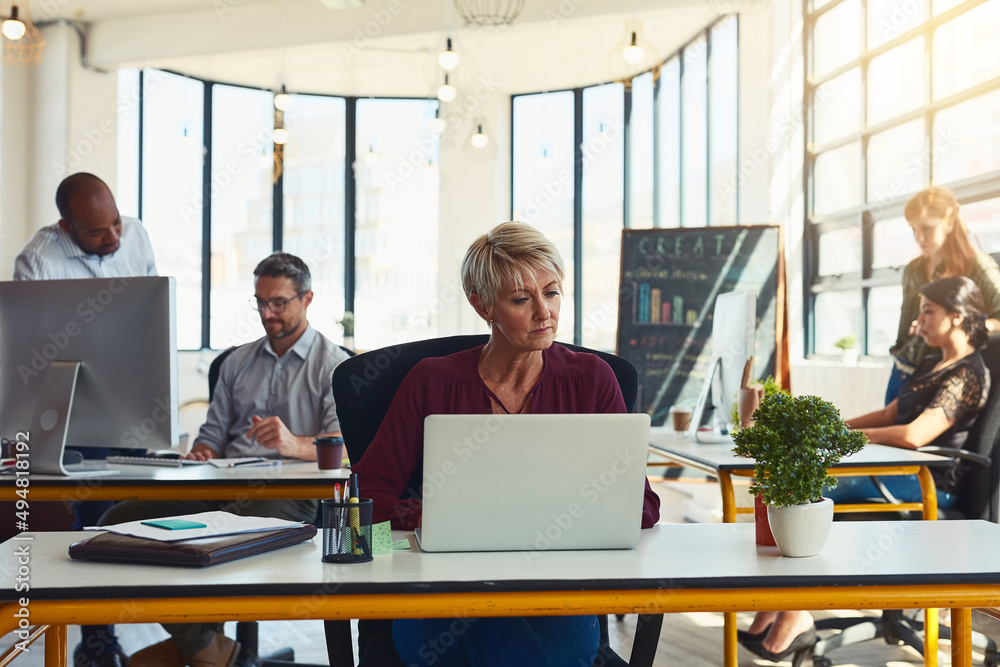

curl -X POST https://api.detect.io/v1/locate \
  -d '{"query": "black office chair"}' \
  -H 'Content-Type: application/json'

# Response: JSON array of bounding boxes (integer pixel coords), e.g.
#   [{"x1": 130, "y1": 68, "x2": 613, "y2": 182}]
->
[
  {"x1": 207, "y1": 344, "x2": 355, "y2": 667},
  {"x1": 322, "y1": 334, "x2": 662, "y2": 667},
  {"x1": 809, "y1": 333, "x2": 1000, "y2": 667}
]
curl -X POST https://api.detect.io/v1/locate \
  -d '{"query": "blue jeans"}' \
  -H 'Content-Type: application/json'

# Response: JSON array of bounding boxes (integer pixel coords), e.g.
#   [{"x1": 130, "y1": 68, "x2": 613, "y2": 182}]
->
[
  {"x1": 825, "y1": 474, "x2": 955, "y2": 509},
  {"x1": 393, "y1": 615, "x2": 599, "y2": 667}
]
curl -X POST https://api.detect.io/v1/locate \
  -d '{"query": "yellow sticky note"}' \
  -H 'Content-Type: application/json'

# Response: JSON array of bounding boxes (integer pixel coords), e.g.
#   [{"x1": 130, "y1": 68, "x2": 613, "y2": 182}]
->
[{"x1": 371, "y1": 521, "x2": 393, "y2": 554}]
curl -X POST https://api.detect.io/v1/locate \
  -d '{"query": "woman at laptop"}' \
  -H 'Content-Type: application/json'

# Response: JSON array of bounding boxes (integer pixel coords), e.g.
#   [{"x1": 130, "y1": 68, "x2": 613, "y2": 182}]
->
[
  {"x1": 741, "y1": 275, "x2": 991, "y2": 664},
  {"x1": 354, "y1": 221, "x2": 660, "y2": 667}
]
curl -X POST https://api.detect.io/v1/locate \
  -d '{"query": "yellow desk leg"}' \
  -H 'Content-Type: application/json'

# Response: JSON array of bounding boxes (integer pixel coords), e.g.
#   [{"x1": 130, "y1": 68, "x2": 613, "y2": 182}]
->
[
  {"x1": 44, "y1": 625, "x2": 66, "y2": 667},
  {"x1": 917, "y1": 466, "x2": 938, "y2": 521},
  {"x1": 718, "y1": 470, "x2": 738, "y2": 667},
  {"x1": 924, "y1": 607, "x2": 938, "y2": 667},
  {"x1": 952, "y1": 608, "x2": 973, "y2": 667}
]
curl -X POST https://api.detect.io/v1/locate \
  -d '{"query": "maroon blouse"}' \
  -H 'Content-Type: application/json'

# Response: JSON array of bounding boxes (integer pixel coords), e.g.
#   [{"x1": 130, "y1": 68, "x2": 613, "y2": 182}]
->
[{"x1": 353, "y1": 343, "x2": 661, "y2": 530}]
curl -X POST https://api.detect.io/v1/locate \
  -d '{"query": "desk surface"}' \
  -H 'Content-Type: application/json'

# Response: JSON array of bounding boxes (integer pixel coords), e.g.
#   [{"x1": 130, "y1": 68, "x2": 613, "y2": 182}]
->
[
  {"x1": 0, "y1": 461, "x2": 347, "y2": 502},
  {"x1": 5, "y1": 521, "x2": 1000, "y2": 602},
  {"x1": 649, "y1": 427, "x2": 951, "y2": 472}
]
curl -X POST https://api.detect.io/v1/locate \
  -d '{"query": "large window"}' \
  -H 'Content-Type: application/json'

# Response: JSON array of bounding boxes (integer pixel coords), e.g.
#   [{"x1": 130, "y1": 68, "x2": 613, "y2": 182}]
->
[
  {"x1": 125, "y1": 70, "x2": 440, "y2": 351},
  {"x1": 805, "y1": 0, "x2": 1000, "y2": 357},
  {"x1": 511, "y1": 16, "x2": 740, "y2": 350},
  {"x1": 354, "y1": 99, "x2": 440, "y2": 350}
]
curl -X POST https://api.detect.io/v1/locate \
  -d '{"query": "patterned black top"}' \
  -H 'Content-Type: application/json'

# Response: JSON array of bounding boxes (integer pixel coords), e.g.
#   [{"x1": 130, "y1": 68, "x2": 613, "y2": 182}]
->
[{"x1": 897, "y1": 350, "x2": 990, "y2": 492}]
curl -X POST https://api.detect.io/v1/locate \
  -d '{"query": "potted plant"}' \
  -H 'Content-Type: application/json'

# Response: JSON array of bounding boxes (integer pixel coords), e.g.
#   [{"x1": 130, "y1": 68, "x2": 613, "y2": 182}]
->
[
  {"x1": 833, "y1": 334, "x2": 858, "y2": 365},
  {"x1": 732, "y1": 393, "x2": 867, "y2": 557},
  {"x1": 339, "y1": 311, "x2": 355, "y2": 350}
]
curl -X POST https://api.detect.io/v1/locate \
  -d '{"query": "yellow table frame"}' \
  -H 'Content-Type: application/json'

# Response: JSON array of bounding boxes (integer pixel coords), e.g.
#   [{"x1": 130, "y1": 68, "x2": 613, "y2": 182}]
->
[
  {"x1": 1, "y1": 583, "x2": 992, "y2": 667},
  {"x1": 649, "y1": 448, "x2": 941, "y2": 667}
]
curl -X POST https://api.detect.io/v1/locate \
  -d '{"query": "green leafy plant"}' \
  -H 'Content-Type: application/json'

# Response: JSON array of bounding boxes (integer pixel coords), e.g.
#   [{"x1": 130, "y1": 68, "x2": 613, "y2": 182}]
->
[
  {"x1": 833, "y1": 334, "x2": 857, "y2": 350},
  {"x1": 339, "y1": 311, "x2": 354, "y2": 338},
  {"x1": 732, "y1": 393, "x2": 867, "y2": 508},
  {"x1": 730, "y1": 375, "x2": 788, "y2": 430}
]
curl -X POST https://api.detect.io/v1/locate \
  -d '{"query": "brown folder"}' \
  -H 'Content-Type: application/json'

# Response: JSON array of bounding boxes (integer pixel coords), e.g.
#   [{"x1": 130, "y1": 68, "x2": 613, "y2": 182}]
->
[{"x1": 68, "y1": 524, "x2": 317, "y2": 567}]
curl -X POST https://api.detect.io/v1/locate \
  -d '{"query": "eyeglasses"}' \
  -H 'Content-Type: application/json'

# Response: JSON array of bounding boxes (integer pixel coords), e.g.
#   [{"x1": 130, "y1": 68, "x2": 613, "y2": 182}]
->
[{"x1": 249, "y1": 291, "x2": 306, "y2": 314}]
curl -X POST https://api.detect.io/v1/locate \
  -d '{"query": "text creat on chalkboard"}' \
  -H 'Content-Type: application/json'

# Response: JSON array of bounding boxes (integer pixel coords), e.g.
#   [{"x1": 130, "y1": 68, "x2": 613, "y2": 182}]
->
[{"x1": 617, "y1": 225, "x2": 785, "y2": 427}]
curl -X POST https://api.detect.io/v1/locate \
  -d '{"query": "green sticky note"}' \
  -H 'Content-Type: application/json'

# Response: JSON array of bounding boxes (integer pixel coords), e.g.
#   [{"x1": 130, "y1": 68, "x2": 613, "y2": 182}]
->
[
  {"x1": 371, "y1": 521, "x2": 393, "y2": 554},
  {"x1": 392, "y1": 538, "x2": 411, "y2": 550}
]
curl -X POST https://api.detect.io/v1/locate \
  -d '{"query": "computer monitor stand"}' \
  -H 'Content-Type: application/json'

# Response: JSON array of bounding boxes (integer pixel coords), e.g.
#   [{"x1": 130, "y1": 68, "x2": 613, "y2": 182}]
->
[
  {"x1": 686, "y1": 357, "x2": 735, "y2": 444},
  {"x1": 30, "y1": 361, "x2": 119, "y2": 477}
]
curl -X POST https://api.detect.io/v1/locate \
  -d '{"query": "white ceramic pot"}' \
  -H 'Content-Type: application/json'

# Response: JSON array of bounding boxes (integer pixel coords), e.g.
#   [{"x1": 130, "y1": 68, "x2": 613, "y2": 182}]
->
[
  {"x1": 840, "y1": 347, "x2": 859, "y2": 366},
  {"x1": 767, "y1": 497, "x2": 834, "y2": 557}
]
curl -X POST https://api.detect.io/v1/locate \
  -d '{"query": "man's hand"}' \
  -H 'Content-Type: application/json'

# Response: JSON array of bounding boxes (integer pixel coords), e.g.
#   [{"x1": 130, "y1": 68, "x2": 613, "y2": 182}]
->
[
  {"x1": 247, "y1": 415, "x2": 303, "y2": 458},
  {"x1": 187, "y1": 443, "x2": 219, "y2": 461}
]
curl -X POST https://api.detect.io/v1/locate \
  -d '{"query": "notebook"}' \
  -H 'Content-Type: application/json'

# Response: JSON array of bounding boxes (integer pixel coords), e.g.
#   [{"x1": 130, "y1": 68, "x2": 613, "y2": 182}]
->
[{"x1": 415, "y1": 413, "x2": 651, "y2": 553}]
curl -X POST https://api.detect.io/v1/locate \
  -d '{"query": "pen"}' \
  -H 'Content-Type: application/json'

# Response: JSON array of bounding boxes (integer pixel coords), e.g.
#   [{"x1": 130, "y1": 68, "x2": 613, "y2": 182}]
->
[
  {"x1": 334, "y1": 483, "x2": 341, "y2": 503},
  {"x1": 349, "y1": 474, "x2": 361, "y2": 555}
]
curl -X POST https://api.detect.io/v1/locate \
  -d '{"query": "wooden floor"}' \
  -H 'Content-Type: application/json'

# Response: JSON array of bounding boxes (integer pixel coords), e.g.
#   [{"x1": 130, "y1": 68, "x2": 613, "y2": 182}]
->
[{"x1": 5, "y1": 477, "x2": 999, "y2": 666}]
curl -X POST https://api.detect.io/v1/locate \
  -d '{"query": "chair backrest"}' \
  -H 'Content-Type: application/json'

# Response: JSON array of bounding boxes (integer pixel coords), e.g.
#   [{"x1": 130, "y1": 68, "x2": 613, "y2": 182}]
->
[
  {"x1": 954, "y1": 333, "x2": 1000, "y2": 522},
  {"x1": 331, "y1": 334, "x2": 639, "y2": 493}
]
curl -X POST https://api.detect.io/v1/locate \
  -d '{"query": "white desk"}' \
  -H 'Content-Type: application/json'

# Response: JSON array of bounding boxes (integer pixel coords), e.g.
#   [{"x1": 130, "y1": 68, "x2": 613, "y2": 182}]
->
[
  {"x1": 649, "y1": 427, "x2": 950, "y2": 521},
  {"x1": 0, "y1": 461, "x2": 348, "y2": 503},
  {"x1": 648, "y1": 426, "x2": 953, "y2": 666},
  {"x1": 3, "y1": 521, "x2": 1000, "y2": 667}
]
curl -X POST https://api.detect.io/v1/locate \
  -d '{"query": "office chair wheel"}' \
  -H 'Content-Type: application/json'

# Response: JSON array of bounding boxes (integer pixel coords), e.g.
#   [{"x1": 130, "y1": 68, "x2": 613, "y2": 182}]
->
[{"x1": 812, "y1": 656, "x2": 833, "y2": 667}]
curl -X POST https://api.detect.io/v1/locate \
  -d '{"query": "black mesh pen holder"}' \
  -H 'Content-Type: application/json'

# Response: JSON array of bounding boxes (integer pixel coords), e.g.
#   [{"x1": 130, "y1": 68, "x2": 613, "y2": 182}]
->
[{"x1": 321, "y1": 498, "x2": 373, "y2": 563}]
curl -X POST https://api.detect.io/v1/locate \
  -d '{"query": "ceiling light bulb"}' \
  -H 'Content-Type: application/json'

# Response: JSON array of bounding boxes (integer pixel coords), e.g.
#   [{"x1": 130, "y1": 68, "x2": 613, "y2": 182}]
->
[
  {"x1": 363, "y1": 145, "x2": 379, "y2": 166},
  {"x1": 274, "y1": 86, "x2": 293, "y2": 112},
  {"x1": 2, "y1": 6, "x2": 26, "y2": 41},
  {"x1": 272, "y1": 128, "x2": 289, "y2": 145},
  {"x1": 429, "y1": 114, "x2": 446, "y2": 134},
  {"x1": 438, "y1": 38, "x2": 459, "y2": 71},
  {"x1": 623, "y1": 31, "x2": 644, "y2": 65},
  {"x1": 437, "y1": 75, "x2": 457, "y2": 103},
  {"x1": 471, "y1": 125, "x2": 489, "y2": 149}
]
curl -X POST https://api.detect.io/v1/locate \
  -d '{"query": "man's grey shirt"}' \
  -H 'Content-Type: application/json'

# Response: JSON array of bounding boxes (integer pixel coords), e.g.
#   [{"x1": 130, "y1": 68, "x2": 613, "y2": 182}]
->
[{"x1": 196, "y1": 325, "x2": 350, "y2": 458}]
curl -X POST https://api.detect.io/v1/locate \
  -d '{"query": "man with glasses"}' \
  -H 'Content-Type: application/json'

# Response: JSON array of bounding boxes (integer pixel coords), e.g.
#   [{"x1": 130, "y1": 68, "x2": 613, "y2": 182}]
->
[{"x1": 98, "y1": 252, "x2": 351, "y2": 667}]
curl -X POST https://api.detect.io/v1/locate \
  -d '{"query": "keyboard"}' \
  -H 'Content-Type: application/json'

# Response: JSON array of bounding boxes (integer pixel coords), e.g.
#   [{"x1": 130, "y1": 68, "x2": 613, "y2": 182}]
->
[{"x1": 105, "y1": 455, "x2": 207, "y2": 467}]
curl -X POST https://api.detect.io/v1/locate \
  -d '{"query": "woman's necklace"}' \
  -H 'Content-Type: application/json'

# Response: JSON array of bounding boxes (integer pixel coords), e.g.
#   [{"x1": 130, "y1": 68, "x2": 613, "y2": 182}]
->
[{"x1": 487, "y1": 388, "x2": 533, "y2": 415}]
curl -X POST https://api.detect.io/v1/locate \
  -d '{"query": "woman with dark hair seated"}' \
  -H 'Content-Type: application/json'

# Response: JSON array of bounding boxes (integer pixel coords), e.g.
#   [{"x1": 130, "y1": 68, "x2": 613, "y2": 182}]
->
[
  {"x1": 741, "y1": 275, "x2": 991, "y2": 665},
  {"x1": 353, "y1": 221, "x2": 660, "y2": 667}
]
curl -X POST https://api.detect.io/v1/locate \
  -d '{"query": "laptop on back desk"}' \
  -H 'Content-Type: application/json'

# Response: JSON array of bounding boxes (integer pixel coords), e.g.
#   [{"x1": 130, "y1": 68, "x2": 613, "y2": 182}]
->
[{"x1": 415, "y1": 413, "x2": 651, "y2": 553}]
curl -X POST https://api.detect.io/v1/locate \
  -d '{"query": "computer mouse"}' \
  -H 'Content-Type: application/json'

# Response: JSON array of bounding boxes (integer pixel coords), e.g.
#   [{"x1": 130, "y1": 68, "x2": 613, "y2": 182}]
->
[{"x1": 151, "y1": 450, "x2": 183, "y2": 459}]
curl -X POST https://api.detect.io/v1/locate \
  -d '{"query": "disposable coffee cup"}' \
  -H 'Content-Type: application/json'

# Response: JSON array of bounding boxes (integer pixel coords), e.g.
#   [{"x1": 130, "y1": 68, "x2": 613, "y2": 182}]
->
[
  {"x1": 669, "y1": 406, "x2": 692, "y2": 432},
  {"x1": 314, "y1": 436, "x2": 344, "y2": 470}
]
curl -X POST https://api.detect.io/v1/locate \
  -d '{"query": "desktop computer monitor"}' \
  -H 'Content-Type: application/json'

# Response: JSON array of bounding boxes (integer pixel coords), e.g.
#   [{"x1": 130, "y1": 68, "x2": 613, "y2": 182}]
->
[
  {"x1": 0, "y1": 277, "x2": 179, "y2": 474},
  {"x1": 688, "y1": 289, "x2": 756, "y2": 443}
]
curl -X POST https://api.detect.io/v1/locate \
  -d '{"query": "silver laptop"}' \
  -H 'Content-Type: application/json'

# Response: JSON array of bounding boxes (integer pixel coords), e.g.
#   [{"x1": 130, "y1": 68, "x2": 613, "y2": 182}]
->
[{"x1": 416, "y1": 413, "x2": 651, "y2": 553}]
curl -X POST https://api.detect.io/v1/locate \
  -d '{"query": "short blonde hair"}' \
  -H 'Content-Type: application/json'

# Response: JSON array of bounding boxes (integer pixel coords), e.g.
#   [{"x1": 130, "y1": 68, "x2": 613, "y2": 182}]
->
[{"x1": 461, "y1": 222, "x2": 565, "y2": 309}]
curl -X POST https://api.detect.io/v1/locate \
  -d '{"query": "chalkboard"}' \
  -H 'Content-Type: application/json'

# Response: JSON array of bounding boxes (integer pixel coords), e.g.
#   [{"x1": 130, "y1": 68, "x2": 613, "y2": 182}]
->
[{"x1": 616, "y1": 225, "x2": 787, "y2": 426}]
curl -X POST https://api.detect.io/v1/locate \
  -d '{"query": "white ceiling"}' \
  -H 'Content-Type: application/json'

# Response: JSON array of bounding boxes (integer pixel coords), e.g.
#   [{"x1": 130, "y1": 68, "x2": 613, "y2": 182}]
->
[{"x1": 33, "y1": 0, "x2": 726, "y2": 97}]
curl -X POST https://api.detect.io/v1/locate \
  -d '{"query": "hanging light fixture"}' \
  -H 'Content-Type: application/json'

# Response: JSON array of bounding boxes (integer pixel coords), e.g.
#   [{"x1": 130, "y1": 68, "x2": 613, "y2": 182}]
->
[
  {"x1": 438, "y1": 37, "x2": 459, "y2": 70},
  {"x1": 453, "y1": 0, "x2": 525, "y2": 27},
  {"x1": 1, "y1": 2, "x2": 44, "y2": 64},
  {"x1": 363, "y1": 143, "x2": 379, "y2": 166},
  {"x1": 437, "y1": 74, "x2": 457, "y2": 102},
  {"x1": 608, "y1": 20, "x2": 656, "y2": 85},
  {"x1": 2, "y1": 4, "x2": 24, "y2": 40},
  {"x1": 273, "y1": 84, "x2": 293, "y2": 112},
  {"x1": 623, "y1": 30, "x2": 644, "y2": 64},
  {"x1": 429, "y1": 108, "x2": 446, "y2": 134},
  {"x1": 470, "y1": 122, "x2": 489, "y2": 149}
]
